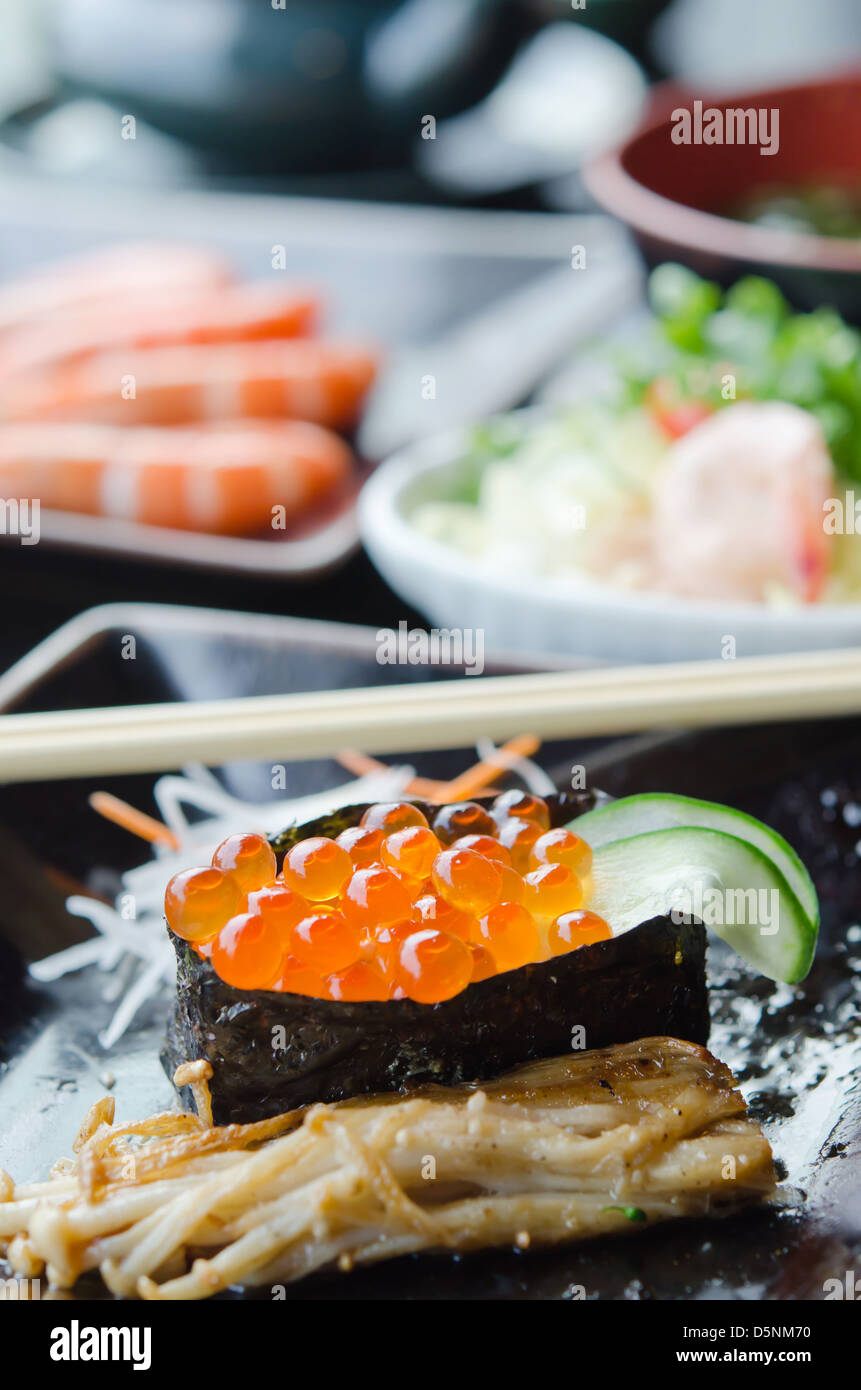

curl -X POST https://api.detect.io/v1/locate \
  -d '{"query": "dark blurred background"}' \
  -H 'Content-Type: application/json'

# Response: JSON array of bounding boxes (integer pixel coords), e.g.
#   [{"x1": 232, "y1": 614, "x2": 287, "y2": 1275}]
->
[{"x1": 3, "y1": 0, "x2": 858, "y2": 205}]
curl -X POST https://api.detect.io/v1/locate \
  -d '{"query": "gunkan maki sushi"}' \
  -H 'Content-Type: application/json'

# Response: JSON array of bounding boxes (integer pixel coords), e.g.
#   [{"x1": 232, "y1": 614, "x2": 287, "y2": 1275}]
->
[{"x1": 162, "y1": 789, "x2": 818, "y2": 1124}]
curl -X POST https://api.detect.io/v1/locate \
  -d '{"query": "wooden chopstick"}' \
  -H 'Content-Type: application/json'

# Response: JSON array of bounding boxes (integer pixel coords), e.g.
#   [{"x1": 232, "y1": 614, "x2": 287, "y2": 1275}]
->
[{"x1": 1, "y1": 648, "x2": 860, "y2": 784}]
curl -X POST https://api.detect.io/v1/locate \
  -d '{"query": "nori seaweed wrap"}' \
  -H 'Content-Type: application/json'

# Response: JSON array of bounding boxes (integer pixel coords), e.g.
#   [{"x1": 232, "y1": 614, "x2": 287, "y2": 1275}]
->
[{"x1": 163, "y1": 792, "x2": 709, "y2": 1124}]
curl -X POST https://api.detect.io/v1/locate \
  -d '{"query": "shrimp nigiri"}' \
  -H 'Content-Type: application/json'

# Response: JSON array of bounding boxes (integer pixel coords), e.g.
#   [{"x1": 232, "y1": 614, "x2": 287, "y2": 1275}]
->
[
  {"x1": 4, "y1": 340, "x2": 378, "y2": 429},
  {"x1": 651, "y1": 401, "x2": 834, "y2": 603},
  {"x1": 0, "y1": 282, "x2": 318, "y2": 380},
  {"x1": 0, "y1": 421, "x2": 352, "y2": 535}
]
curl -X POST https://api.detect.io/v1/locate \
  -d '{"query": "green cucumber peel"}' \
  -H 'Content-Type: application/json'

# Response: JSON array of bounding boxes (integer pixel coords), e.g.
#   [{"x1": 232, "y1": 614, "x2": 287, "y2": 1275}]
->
[
  {"x1": 572, "y1": 793, "x2": 819, "y2": 930},
  {"x1": 585, "y1": 825, "x2": 817, "y2": 984}
]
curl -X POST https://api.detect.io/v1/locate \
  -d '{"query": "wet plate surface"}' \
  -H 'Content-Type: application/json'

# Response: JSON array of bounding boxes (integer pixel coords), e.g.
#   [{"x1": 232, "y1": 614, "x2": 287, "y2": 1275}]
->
[{"x1": 0, "y1": 609, "x2": 859, "y2": 1299}]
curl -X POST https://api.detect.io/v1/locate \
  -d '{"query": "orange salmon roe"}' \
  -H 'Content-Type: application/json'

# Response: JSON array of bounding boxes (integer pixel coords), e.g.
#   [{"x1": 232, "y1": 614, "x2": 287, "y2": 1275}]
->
[
  {"x1": 335, "y1": 825, "x2": 385, "y2": 868},
  {"x1": 291, "y1": 908, "x2": 362, "y2": 973},
  {"x1": 495, "y1": 816, "x2": 541, "y2": 874},
  {"x1": 247, "y1": 884, "x2": 309, "y2": 933},
  {"x1": 281, "y1": 836, "x2": 352, "y2": 901},
  {"x1": 548, "y1": 909, "x2": 612, "y2": 953},
  {"x1": 451, "y1": 833, "x2": 511, "y2": 866},
  {"x1": 165, "y1": 866, "x2": 241, "y2": 943},
  {"x1": 432, "y1": 847, "x2": 502, "y2": 916},
  {"x1": 326, "y1": 960, "x2": 389, "y2": 1001},
  {"x1": 271, "y1": 954, "x2": 327, "y2": 997},
  {"x1": 360, "y1": 801, "x2": 429, "y2": 833},
  {"x1": 211, "y1": 911, "x2": 285, "y2": 990},
  {"x1": 469, "y1": 944, "x2": 497, "y2": 983},
  {"x1": 211, "y1": 833, "x2": 276, "y2": 892},
  {"x1": 477, "y1": 902, "x2": 540, "y2": 973},
  {"x1": 432, "y1": 801, "x2": 496, "y2": 845},
  {"x1": 523, "y1": 863, "x2": 583, "y2": 920},
  {"x1": 381, "y1": 826, "x2": 440, "y2": 883},
  {"x1": 396, "y1": 928, "x2": 473, "y2": 1003},
  {"x1": 414, "y1": 892, "x2": 476, "y2": 941},
  {"x1": 373, "y1": 918, "x2": 419, "y2": 983},
  {"x1": 180, "y1": 798, "x2": 611, "y2": 1002},
  {"x1": 342, "y1": 865, "x2": 413, "y2": 927},
  {"x1": 497, "y1": 864, "x2": 525, "y2": 905},
  {"x1": 530, "y1": 827, "x2": 593, "y2": 877},
  {"x1": 492, "y1": 790, "x2": 550, "y2": 829}
]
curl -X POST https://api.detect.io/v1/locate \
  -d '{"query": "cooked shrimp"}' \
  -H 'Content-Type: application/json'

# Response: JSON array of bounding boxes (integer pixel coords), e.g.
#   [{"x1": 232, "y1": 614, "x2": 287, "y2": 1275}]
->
[
  {"x1": 4, "y1": 340, "x2": 378, "y2": 429},
  {"x1": 0, "y1": 421, "x2": 353, "y2": 534},
  {"x1": 651, "y1": 401, "x2": 834, "y2": 603},
  {"x1": 0, "y1": 283, "x2": 318, "y2": 379},
  {"x1": 0, "y1": 243, "x2": 231, "y2": 336}
]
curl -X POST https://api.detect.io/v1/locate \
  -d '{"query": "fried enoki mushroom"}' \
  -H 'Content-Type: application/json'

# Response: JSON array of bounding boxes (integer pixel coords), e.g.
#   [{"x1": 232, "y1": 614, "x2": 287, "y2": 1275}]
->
[{"x1": 0, "y1": 1040, "x2": 775, "y2": 1299}]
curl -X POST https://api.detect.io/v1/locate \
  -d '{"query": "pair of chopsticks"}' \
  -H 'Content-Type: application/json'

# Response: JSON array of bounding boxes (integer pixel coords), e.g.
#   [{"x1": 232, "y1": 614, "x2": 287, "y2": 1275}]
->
[{"x1": 1, "y1": 648, "x2": 861, "y2": 785}]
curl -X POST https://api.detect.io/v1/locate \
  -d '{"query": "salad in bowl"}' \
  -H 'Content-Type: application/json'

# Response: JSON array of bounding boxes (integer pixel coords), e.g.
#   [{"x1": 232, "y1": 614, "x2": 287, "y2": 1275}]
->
[
  {"x1": 411, "y1": 267, "x2": 861, "y2": 608},
  {"x1": 360, "y1": 267, "x2": 861, "y2": 660}
]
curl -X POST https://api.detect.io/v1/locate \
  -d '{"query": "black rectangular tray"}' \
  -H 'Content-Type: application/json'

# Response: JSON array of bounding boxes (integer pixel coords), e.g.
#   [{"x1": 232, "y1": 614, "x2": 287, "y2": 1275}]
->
[{"x1": 0, "y1": 604, "x2": 859, "y2": 1300}]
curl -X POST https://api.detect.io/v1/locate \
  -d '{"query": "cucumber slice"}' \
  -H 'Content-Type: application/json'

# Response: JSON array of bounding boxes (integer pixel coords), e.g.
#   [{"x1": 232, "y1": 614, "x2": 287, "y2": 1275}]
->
[
  {"x1": 572, "y1": 793, "x2": 819, "y2": 930},
  {"x1": 589, "y1": 827, "x2": 817, "y2": 984}
]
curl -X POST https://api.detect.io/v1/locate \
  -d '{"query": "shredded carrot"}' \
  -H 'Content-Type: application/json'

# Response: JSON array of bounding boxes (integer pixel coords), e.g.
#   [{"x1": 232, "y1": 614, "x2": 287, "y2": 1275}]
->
[
  {"x1": 336, "y1": 750, "x2": 449, "y2": 801},
  {"x1": 440, "y1": 735, "x2": 541, "y2": 802},
  {"x1": 89, "y1": 792, "x2": 180, "y2": 850},
  {"x1": 90, "y1": 737, "x2": 542, "y2": 853}
]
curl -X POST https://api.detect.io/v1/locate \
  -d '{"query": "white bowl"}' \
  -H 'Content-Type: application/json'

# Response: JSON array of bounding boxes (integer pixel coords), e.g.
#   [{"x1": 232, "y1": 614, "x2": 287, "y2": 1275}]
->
[{"x1": 358, "y1": 421, "x2": 861, "y2": 664}]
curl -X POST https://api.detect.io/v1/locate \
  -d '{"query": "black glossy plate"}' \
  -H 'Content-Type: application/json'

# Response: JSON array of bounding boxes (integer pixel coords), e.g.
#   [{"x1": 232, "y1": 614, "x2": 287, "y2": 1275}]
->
[{"x1": 0, "y1": 605, "x2": 859, "y2": 1300}]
